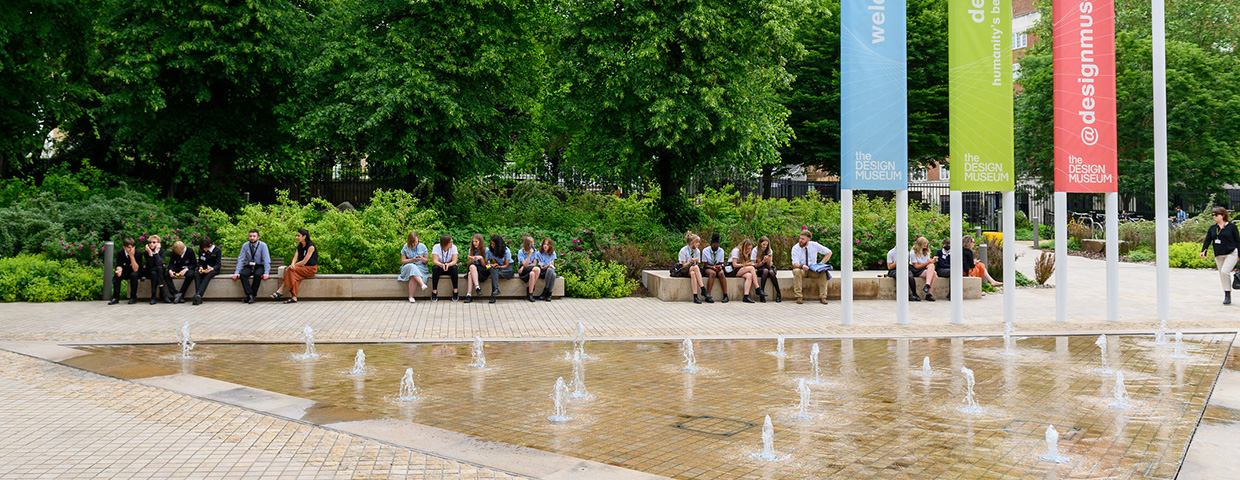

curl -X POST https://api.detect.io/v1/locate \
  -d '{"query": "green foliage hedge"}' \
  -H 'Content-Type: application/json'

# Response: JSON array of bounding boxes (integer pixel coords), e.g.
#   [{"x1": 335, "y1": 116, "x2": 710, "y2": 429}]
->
[
  {"x1": 561, "y1": 260, "x2": 639, "y2": 299},
  {"x1": 1168, "y1": 242, "x2": 1216, "y2": 269},
  {"x1": 0, "y1": 255, "x2": 99, "y2": 302}
]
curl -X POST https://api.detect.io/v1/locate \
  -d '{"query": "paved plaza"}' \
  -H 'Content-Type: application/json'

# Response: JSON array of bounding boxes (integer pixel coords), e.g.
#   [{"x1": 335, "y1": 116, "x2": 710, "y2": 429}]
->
[{"x1": 1, "y1": 242, "x2": 1237, "y2": 479}]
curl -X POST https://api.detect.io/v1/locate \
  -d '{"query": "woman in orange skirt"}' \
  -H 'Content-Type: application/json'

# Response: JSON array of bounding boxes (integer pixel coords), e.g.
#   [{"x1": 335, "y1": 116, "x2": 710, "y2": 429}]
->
[
  {"x1": 272, "y1": 228, "x2": 318, "y2": 303},
  {"x1": 962, "y1": 235, "x2": 1002, "y2": 287}
]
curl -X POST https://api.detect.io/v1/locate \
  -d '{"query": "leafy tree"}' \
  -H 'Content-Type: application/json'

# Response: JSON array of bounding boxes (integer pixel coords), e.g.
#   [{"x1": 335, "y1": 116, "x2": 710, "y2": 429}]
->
[
  {"x1": 0, "y1": 0, "x2": 94, "y2": 176},
  {"x1": 1015, "y1": 0, "x2": 1240, "y2": 207},
  {"x1": 777, "y1": 0, "x2": 948, "y2": 192},
  {"x1": 548, "y1": 0, "x2": 808, "y2": 227},
  {"x1": 90, "y1": 0, "x2": 307, "y2": 197},
  {"x1": 290, "y1": 0, "x2": 545, "y2": 202}
]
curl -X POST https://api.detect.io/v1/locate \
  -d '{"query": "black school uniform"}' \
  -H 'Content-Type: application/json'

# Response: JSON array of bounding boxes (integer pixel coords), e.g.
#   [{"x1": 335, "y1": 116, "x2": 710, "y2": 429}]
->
[
  {"x1": 143, "y1": 248, "x2": 172, "y2": 300},
  {"x1": 195, "y1": 245, "x2": 222, "y2": 297},
  {"x1": 111, "y1": 247, "x2": 144, "y2": 300},
  {"x1": 168, "y1": 247, "x2": 198, "y2": 295}
]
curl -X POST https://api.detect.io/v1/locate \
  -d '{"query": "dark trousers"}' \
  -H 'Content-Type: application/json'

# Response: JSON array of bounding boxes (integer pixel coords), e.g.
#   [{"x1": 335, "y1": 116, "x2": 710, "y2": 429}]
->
[
  {"x1": 111, "y1": 271, "x2": 140, "y2": 299},
  {"x1": 238, "y1": 265, "x2": 265, "y2": 296},
  {"x1": 489, "y1": 267, "x2": 513, "y2": 292},
  {"x1": 194, "y1": 270, "x2": 218, "y2": 297},
  {"x1": 888, "y1": 269, "x2": 917, "y2": 296},
  {"x1": 432, "y1": 264, "x2": 459, "y2": 292},
  {"x1": 169, "y1": 271, "x2": 198, "y2": 296},
  {"x1": 539, "y1": 267, "x2": 557, "y2": 295},
  {"x1": 143, "y1": 269, "x2": 173, "y2": 300}
]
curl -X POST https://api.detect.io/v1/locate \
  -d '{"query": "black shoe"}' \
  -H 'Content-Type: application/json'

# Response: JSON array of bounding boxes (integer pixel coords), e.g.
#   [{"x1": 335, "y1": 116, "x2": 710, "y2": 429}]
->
[
  {"x1": 924, "y1": 294, "x2": 935, "y2": 302},
  {"x1": 756, "y1": 288, "x2": 767, "y2": 298},
  {"x1": 527, "y1": 292, "x2": 535, "y2": 302},
  {"x1": 946, "y1": 293, "x2": 951, "y2": 300},
  {"x1": 774, "y1": 290, "x2": 782, "y2": 303},
  {"x1": 693, "y1": 294, "x2": 702, "y2": 304},
  {"x1": 544, "y1": 294, "x2": 552, "y2": 302},
  {"x1": 127, "y1": 298, "x2": 137, "y2": 304},
  {"x1": 1226, "y1": 291, "x2": 1232, "y2": 305},
  {"x1": 743, "y1": 295, "x2": 755, "y2": 303},
  {"x1": 242, "y1": 295, "x2": 250, "y2": 303},
  {"x1": 704, "y1": 293, "x2": 714, "y2": 303},
  {"x1": 721, "y1": 294, "x2": 730, "y2": 303},
  {"x1": 464, "y1": 295, "x2": 472, "y2": 304},
  {"x1": 475, "y1": 286, "x2": 482, "y2": 296},
  {"x1": 192, "y1": 294, "x2": 202, "y2": 305},
  {"x1": 492, "y1": 288, "x2": 500, "y2": 296},
  {"x1": 489, "y1": 295, "x2": 496, "y2": 304},
  {"x1": 759, "y1": 294, "x2": 767, "y2": 303},
  {"x1": 108, "y1": 297, "x2": 119, "y2": 305},
  {"x1": 174, "y1": 293, "x2": 184, "y2": 304},
  {"x1": 909, "y1": 294, "x2": 922, "y2": 302},
  {"x1": 149, "y1": 298, "x2": 158, "y2": 305},
  {"x1": 452, "y1": 292, "x2": 459, "y2": 302},
  {"x1": 923, "y1": 284, "x2": 931, "y2": 294},
  {"x1": 431, "y1": 292, "x2": 438, "y2": 302}
]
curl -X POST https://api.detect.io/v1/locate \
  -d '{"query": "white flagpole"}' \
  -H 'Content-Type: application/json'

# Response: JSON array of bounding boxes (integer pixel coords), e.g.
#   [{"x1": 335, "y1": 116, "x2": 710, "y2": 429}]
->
[
  {"x1": 842, "y1": 189, "x2": 853, "y2": 326},
  {"x1": 897, "y1": 190, "x2": 909, "y2": 325},
  {"x1": 1055, "y1": 191, "x2": 1068, "y2": 322},
  {"x1": 950, "y1": 191, "x2": 963, "y2": 325},
  {"x1": 1003, "y1": 191, "x2": 1015, "y2": 324},
  {"x1": 1153, "y1": 0, "x2": 1170, "y2": 322}
]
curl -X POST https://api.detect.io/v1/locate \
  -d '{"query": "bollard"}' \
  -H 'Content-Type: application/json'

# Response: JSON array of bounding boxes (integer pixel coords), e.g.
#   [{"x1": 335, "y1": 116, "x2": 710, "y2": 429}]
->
[
  {"x1": 103, "y1": 241, "x2": 115, "y2": 301},
  {"x1": 1032, "y1": 216, "x2": 1040, "y2": 249},
  {"x1": 979, "y1": 244, "x2": 988, "y2": 267},
  {"x1": 975, "y1": 226, "x2": 983, "y2": 240}
]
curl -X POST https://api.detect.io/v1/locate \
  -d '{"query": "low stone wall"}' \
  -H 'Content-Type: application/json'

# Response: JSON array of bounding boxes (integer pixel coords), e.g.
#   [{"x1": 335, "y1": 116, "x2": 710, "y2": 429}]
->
[
  {"x1": 133, "y1": 268, "x2": 563, "y2": 300},
  {"x1": 640, "y1": 269, "x2": 982, "y2": 302}
]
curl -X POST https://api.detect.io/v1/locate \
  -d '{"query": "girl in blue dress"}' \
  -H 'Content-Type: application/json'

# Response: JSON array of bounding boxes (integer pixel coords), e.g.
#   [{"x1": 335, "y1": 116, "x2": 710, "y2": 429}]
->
[{"x1": 398, "y1": 231, "x2": 430, "y2": 302}]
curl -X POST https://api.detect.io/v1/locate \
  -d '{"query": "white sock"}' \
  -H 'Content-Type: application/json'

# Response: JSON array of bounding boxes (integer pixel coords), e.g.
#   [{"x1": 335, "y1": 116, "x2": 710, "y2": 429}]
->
[{"x1": 409, "y1": 297, "x2": 416, "y2": 303}]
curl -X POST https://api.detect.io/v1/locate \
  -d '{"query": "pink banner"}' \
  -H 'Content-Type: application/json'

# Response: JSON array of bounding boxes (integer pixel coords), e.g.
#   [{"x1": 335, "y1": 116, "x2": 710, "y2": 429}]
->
[{"x1": 1053, "y1": 0, "x2": 1117, "y2": 192}]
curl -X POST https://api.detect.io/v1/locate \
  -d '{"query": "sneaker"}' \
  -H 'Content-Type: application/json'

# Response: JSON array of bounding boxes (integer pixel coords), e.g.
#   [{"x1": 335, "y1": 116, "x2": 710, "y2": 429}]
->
[
  {"x1": 422, "y1": 283, "x2": 429, "y2": 290},
  {"x1": 464, "y1": 295, "x2": 472, "y2": 304},
  {"x1": 475, "y1": 286, "x2": 482, "y2": 296},
  {"x1": 409, "y1": 297, "x2": 416, "y2": 303},
  {"x1": 924, "y1": 294, "x2": 935, "y2": 302},
  {"x1": 431, "y1": 293, "x2": 438, "y2": 302},
  {"x1": 452, "y1": 292, "x2": 459, "y2": 302}
]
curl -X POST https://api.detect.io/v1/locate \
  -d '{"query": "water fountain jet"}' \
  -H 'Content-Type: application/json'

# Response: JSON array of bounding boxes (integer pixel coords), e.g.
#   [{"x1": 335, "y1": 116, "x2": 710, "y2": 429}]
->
[
  {"x1": 773, "y1": 335, "x2": 786, "y2": 357},
  {"x1": 808, "y1": 343, "x2": 822, "y2": 384},
  {"x1": 1155, "y1": 319, "x2": 1169, "y2": 346},
  {"x1": 1095, "y1": 334, "x2": 1109, "y2": 373},
  {"x1": 918, "y1": 356, "x2": 933, "y2": 376},
  {"x1": 1040, "y1": 425, "x2": 1069, "y2": 464},
  {"x1": 175, "y1": 322, "x2": 196, "y2": 359},
  {"x1": 397, "y1": 368, "x2": 419, "y2": 401},
  {"x1": 470, "y1": 336, "x2": 486, "y2": 368},
  {"x1": 1109, "y1": 370, "x2": 1131, "y2": 408},
  {"x1": 749, "y1": 415, "x2": 785, "y2": 461},
  {"x1": 1170, "y1": 331, "x2": 1189, "y2": 359},
  {"x1": 791, "y1": 379, "x2": 811, "y2": 419},
  {"x1": 681, "y1": 338, "x2": 698, "y2": 372},
  {"x1": 1001, "y1": 322, "x2": 1015, "y2": 356},
  {"x1": 548, "y1": 377, "x2": 570, "y2": 422},
  {"x1": 570, "y1": 350, "x2": 589, "y2": 398},
  {"x1": 959, "y1": 366, "x2": 981, "y2": 414},
  {"x1": 349, "y1": 349, "x2": 366, "y2": 375},
  {"x1": 293, "y1": 326, "x2": 318, "y2": 359}
]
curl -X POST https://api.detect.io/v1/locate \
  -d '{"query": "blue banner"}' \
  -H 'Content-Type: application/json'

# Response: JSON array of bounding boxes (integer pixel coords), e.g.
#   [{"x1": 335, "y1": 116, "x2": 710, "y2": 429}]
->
[{"x1": 840, "y1": 0, "x2": 908, "y2": 190}]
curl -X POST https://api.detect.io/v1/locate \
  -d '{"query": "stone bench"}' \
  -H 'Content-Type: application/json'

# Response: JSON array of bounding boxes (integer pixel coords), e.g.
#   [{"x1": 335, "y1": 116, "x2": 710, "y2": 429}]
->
[
  {"x1": 133, "y1": 264, "x2": 562, "y2": 300},
  {"x1": 640, "y1": 269, "x2": 981, "y2": 302}
]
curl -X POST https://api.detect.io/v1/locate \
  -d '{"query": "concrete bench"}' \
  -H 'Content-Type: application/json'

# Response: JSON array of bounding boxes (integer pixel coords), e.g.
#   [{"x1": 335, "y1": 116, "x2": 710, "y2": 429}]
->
[
  {"x1": 137, "y1": 269, "x2": 563, "y2": 300},
  {"x1": 640, "y1": 269, "x2": 981, "y2": 302}
]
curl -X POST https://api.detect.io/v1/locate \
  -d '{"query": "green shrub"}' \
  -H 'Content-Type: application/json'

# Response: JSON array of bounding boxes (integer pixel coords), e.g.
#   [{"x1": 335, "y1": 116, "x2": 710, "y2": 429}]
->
[
  {"x1": 0, "y1": 255, "x2": 99, "y2": 302},
  {"x1": 1127, "y1": 248, "x2": 1156, "y2": 262},
  {"x1": 1014, "y1": 270, "x2": 1035, "y2": 287},
  {"x1": 313, "y1": 190, "x2": 442, "y2": 274},
  {"x1": 560, "y1": 259, "x2": 638, "y2": 298},
  {"x1": 1118, "y1": 220, "x2": 1157, "y2": 252},
  {"x1": 201, "y1": 190, "x2": 330, "y2": 267},
  {"x1": 1168, "y1": 242, "x2": 1215, "y2": 268}
]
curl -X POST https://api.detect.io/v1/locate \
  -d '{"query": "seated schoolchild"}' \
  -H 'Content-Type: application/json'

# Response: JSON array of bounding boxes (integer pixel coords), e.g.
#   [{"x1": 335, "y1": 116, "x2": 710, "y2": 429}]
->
[
  {"x1": 934, "y1": 238, "x2": 954, "y2": 300},
  {"x1": 909, "y1": 236, "x2": 937, "y2": 301},
  {"x1": 109, "y1": 238, "x2": 143, "y2": 305},
  {"x1": 673, "y1": 232, "x2": 711, "y2": 304},
  {"x1": 166, "y1": 240, "x2": 198, "y2": 304},
  {"x1": 729, "y1": 238, "x2": 760, "y2": 303},
  {"x1": 463, "y1": 234, "x2": 488, "y2": 304},
  {"x1": 485, "y1": 235, "x2": 514, "y2": 304},
  {"x1": 751, "y1": 236, "x2": 780, "y2": 303},
  {"x1": 886, "y1": 245, "x2": 920, "y2": 302},
  {"x1": 192, "y1": 237, "x2": 222, "y2": 305},
  {"x1": 431, "y1": 235, "x2": 460, "y2": 301},
  {"x1": 517, "y1": 236, "x2": 542, "y2": 302},
  {"x1": 398, "y1": 231, "x2": 430, "y2": 302},
  {"x1": 534, "y1": 238, "x2": 559, "y2": 302},
  {"x1": 142, "y1": 235, "x2": 173, "y2": 304},
  {"x1": 702, "y1": 232, "x2": 729, "y2": 303}
]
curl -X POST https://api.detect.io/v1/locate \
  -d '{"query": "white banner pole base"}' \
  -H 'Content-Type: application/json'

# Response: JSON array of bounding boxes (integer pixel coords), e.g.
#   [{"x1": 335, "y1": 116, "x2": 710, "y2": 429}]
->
[
  {"x1": 841, "y1": 189, "x2": 853, "y2": 326},
  {"x1": 1055, "y1": 192, "x2": 1068, "y2": 323},
  {"x1": 897, "y1": 190, "x2": 909, "y2": 325},
  {"x1": 950, "y1": 191, "x2": 963, "y2": 325},
  {"x1": 1003, "y1": 191, "x2": 1015, "y2": 324},
  {"x1": 1106, "y1": 192, "x2": 1119, "y2": 322}
]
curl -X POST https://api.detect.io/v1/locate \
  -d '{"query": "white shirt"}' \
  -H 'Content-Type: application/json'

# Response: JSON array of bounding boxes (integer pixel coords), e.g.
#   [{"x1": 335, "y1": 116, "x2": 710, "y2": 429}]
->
[
  {"x1": 702, "y1": 246, "x2": 727, "y2": 265},
  {"x1": 909, "y1": 249, "x2": 931, "y2": 266},
  {"x1": 886, "y1": 247, "x2": 899, "y2": 266},
  {"x1": 749, "y1": 247, "x2": 772, "y2": 263},
  {"x1": 677, "y1": 246, "x2": 701, "y2": 264},
  {"x1": 432, "y1": 244, "x2": 458, "y2": 263},
  {"x1": 790, "y1": 241, "x2": 832, "y2": 266}
]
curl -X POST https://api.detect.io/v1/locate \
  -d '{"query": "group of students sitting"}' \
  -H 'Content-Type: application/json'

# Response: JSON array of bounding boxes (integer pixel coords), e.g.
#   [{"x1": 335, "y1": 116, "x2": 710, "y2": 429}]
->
[
  {"x1": 109, "y1": 228, "x2": 319, "y2": 305},
  {"x1": 397, "y1": 232, "x2": 559, "y2": 303},
  {"x1": 886, "y1": 235, "x2": 1002, "y2": 301},
  {"x1": 671, "y1": 229, "x2": 836, "y2": 305}
]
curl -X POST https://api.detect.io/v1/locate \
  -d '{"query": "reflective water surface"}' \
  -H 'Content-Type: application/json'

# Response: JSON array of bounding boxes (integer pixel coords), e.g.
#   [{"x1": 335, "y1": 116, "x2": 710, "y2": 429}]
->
[{"x1": 85, "y1": 334, "x2": 1232, "y2": 479}]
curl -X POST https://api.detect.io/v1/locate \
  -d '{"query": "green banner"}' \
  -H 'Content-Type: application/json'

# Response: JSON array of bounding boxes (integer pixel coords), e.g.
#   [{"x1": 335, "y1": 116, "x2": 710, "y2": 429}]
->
[{"x1": 949, "y1": 0, "x2": 1013, "y2": 192}]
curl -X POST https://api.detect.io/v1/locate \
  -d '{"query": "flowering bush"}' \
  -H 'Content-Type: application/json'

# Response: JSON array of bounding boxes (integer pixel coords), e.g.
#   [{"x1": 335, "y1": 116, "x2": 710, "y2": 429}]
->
[
  {"x1": 42, "y1": 230, "x2": 106, "y2": 267},
  {"x1": 561, "y1": 259, "x2": 639, "y2": 298}
]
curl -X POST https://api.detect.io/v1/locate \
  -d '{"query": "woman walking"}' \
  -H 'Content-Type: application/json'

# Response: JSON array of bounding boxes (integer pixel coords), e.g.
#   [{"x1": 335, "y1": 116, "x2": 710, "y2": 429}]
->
[
  {"x1": 398, "y1": 231, "x2": 430, "y2": 302},
  {"x1": 271, "y1": 228, "x2": 318, "y2": 303},
  {"x1": 1200, "y1": 207, "x2": 1239, "y2": 305}
]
